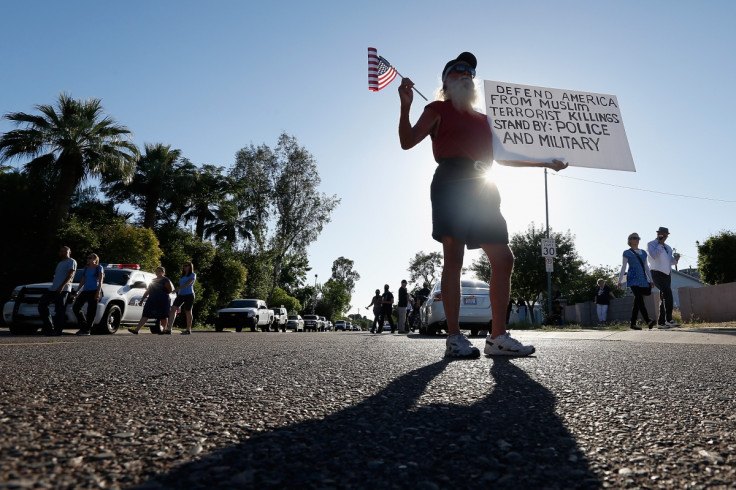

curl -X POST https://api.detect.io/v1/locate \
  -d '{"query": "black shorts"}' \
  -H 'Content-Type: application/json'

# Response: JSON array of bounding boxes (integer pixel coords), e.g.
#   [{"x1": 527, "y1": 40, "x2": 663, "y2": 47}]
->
[
  {"x1": 173, "y1": 294, "x2": 195, "y2": 311},
  {"x1": 430, "y1": 159, "x2": 508, "y2": 249}
]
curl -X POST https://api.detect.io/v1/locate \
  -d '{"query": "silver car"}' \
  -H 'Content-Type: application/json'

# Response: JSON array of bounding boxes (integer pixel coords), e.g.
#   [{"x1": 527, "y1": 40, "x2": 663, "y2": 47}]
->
[{"x1": 420, "y1": 279, "x2": 492, "y2": 336}]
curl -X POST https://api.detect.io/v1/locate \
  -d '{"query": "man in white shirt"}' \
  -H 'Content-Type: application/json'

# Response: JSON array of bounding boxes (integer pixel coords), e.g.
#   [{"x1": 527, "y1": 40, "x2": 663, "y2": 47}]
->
[{"x1": 647, "y1": 227, "x2": 680, "y2": 328}]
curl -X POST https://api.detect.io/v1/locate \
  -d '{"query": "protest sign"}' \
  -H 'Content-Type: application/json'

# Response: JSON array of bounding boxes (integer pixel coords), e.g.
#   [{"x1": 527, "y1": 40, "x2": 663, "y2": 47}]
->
[{"x1": 484, "y1": 80, "x2": 635, "y2": 172}]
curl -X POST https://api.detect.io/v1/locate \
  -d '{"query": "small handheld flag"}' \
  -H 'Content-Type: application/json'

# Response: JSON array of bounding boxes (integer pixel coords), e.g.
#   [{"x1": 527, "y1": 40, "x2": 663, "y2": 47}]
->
[{"x1": 368, "y1": 47, "x2": 427, "y2": 101}]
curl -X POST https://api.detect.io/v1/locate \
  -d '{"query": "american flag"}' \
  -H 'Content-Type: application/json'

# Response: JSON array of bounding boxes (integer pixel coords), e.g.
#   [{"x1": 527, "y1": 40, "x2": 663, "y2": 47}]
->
[{"x1": 368, "y1": 47, "x2": 398, "y2": 92}]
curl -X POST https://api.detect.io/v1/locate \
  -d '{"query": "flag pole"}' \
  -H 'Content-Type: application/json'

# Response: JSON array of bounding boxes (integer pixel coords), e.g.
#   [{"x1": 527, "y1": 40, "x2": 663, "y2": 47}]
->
[
  {"x1": 381, "y1": 57, "x2": 428, "y2": 101},
  {"x1": 394, "y1": 68, "x2": 428, "y2": 101}
]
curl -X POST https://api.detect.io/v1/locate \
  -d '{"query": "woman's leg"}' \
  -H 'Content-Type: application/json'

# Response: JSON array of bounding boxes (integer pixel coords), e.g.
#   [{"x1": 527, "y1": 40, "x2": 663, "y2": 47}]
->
[
  {"x1": 441, "y1": 237, "x2": 465, "y2": 336},
  {"x1": 85, "y1": 293, "x2": 98, "y2": 331},
  {"x1": 631, "y1": 288, "x2": 641, "y2": 325},
  {"x1": 184, "y1": 310, "x2": 193, "y2": 331},
  {"x1": 167, "y1": 305, "x2": 178, "y2": 330},
  {"x1": 480, "y1": 243, "x2": 514, "y2": 338}
]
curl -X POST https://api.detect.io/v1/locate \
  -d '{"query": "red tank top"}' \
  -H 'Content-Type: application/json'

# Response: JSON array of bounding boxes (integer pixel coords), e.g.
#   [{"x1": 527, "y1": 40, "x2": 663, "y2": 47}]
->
[{"x1": 427, "y1": 100, "x2": 493, "y2": 163}]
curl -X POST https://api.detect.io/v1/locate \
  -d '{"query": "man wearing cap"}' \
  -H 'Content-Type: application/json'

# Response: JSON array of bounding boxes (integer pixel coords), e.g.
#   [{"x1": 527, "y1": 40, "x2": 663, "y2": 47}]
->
[
  {"x1": 647, "y1": 227, "x2": 681, "y2": 328},
  {"x1": 398, "y1": 52, "x2": 568, "y2": 358}
]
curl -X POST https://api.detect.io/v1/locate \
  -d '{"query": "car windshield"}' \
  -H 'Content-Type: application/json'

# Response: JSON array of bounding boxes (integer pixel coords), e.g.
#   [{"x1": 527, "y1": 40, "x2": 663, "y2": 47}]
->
[
  {"x1": 229, "y1": 299, "x2": 259, "y2": 308},
  {"x1": 304, "y1": 315, "x2": 318, "y2": 320},
  {"x1": 71, "y1": 268, "x2": 131, "y2": 286},
  {"x1": 288, "y1": 315, "x2": 299, "y2": 320}
]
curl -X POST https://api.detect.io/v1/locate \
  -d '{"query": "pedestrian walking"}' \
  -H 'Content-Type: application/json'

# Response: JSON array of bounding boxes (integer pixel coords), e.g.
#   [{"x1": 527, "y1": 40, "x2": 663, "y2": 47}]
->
[
  {"x1": 594, "y1": 278, "x2": 615, "y2": 326},
  {"x1": 397, "y1": 279, "x2": 410, "y2": 334},
  {"x1": 366, "y1": 289, "x2": 383, "y2": 333},
  {"x1": 647, "y1": 227, "x2": 681, "y2": 328},
  {"x1": 618, "y1": 233, "x2": 656, "y2": 330},
  {"x1": 168, "y1": 261, "x2": 196, "y2": 335},
  {"x1": 398, "y1": 51, "x2": 567, "y2": 357},
  {"x1": 38, "y1": 246, "x2": 77, "y2": 336},
  {"x1": 71, "y1": 253, "x2": 104, "y2": 336},
  {"x1": 380, "y1": 284, "x2": 396, "y2": 333},
  {"x1": 127, "y1": 267, "x2": 174, "y2": 335}
]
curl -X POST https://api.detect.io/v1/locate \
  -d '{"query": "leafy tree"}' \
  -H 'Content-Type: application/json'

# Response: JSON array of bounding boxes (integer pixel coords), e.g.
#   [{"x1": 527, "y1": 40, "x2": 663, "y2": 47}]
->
[
  {"x1": 180, "y1": 163, "x2": 229, "y2": 240},
  {"x1": 104, "y1": 143, "x2": 184, "y2": 228},
  {"x1": 101, "y1": 224, "x2": 162, "y2": 272},
  {"x1": 270, "y1": 286, "x2": 302, "y2": 314},
  {"x1": 330, "y1": 256, "x2": 360, "y2": 293},
  {"x1": 230, "y1": 132, "x2": 340, "y2": 302},
  {"x1": 277, "y1": 252, "x2": 311, "y2": 295},
  {"x1": 0, "y1": 168, "x2": 52, "y2": 300},
  {"x1": 317, "y1": 280, "x2": 350, "y2": 320},
  {"x1": 697, "y1": 231, "x2": 736, "y2": 285},
  {"x1": 469, "y1": 254, "x2": 491, "y2": 284},
  {"x1": 562, "y1": 265, "x2": 623, "y2": 306},
  {"x1": 508, "y1": 224, "x2": 584, "y2": 322},
  {"x1": 0, "y1": 93, "x2": 138, "y2": 242},
  {"x1": 407, "y1": 251, "x2": 443, "y2": 287}
]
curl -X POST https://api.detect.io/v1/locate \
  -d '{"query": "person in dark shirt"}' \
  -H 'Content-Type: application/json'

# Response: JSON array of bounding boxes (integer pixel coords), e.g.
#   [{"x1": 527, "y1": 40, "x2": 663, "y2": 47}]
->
[
  {"x1": 595, "y1": 279, "x2": 615, "y2": 326},
  {"x1": 366, "y1": 289, "x2": 383, "y2": 334},
  {"x1": 380, "y1": 284, "x2": 396, "y2": 334},
  {"x1": 397, "y1": 279, "x2": 410, "y2": 334}
]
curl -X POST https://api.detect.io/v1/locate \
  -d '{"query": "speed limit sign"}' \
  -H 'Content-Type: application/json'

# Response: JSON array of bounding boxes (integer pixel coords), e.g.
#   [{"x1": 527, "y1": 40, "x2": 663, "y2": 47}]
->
[{"x1": 541, "y1": 238, "x2": 556, "y2": 257}]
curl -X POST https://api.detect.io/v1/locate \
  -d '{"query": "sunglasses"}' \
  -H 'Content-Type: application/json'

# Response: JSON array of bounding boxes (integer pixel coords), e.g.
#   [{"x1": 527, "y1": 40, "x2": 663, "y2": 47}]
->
[{"x1": 447, "y1": 64, "x2": 476, "y2": 78}]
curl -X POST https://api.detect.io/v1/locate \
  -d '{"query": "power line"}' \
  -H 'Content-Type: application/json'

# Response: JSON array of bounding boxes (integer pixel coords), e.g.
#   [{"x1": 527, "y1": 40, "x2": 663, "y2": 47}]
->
[{"x1": 549, "y1": 173, "x2": 736, "y2": 203}]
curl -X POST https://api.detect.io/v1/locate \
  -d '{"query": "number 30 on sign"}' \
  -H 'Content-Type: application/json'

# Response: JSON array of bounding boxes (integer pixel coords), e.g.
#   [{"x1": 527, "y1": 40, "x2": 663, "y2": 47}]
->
[{"x1": 541, "y1": 238, "x2": 556, "y2": 257}]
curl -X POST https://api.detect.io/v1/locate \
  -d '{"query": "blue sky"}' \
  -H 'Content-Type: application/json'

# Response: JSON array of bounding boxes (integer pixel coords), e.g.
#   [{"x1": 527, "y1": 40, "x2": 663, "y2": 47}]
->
[{"x1": 2, "y1": 0, "x2": 735, "y2": 314}]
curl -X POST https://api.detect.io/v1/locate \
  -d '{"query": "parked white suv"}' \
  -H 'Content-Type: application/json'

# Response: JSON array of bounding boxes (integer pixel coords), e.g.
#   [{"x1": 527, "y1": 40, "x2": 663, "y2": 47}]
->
[
  {"x1": 215, "y1": 299, "x2": 274, "y2": 332},
  {"x1": 2, "y1": 264, "x2": 173, "y2": 335}
]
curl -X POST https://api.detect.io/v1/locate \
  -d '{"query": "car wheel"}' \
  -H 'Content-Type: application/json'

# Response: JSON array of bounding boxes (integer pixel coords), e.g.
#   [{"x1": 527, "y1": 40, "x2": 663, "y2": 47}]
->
[
  {"x1": 95, "y1": 305, "x2": 121, "y2": 334},
  {"x1": 470, "y1": 328, "x2": 479, "y2": 337},
  {"x1": 215, "y1": 322, "x2": 224, "y2": 332},
  {"x1": 9, "y1": 323, "x2": 39, "y2": 335},
  {"x1": 150, "y1": 319, "x2": 162, "y2": 335},
  {"x1": 427, "y1": 324, "x2": 437, "y2": 336},
  {"x1": 235, "y1": 322, "x2": 243, "y2": 332}
]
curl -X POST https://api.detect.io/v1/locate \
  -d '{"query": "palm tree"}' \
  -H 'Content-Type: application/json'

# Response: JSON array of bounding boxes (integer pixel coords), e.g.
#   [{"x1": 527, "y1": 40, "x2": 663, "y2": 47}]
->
[
  {"x1": 0, "y1": 93, "x2": 138, "y2": 237},
  {"x1": 104, "y1": 142, "x2": 183, "y2": 228},
  {"x1": 181, "y1": 164, "x2": 229, "y2": 240}
]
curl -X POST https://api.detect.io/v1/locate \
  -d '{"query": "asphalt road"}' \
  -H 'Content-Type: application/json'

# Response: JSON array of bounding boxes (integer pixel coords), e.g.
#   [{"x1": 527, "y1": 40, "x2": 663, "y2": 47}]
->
[{"x1": 0, "y1": 327, "x2": 735, "y2": 489}]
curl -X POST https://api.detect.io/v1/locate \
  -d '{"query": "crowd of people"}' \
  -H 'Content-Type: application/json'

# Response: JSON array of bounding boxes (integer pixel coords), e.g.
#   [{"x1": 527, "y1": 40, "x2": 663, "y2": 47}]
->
[
  {"x1": 32, "y1": 51, "x2": 682, "y2": 360},
  {"x1": 37, "y1": 246, "x2": 197, "y2": 336}
]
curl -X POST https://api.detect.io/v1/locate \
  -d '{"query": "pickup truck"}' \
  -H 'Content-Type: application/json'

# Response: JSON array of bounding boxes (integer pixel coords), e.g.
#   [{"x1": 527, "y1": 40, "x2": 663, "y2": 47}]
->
[
  {"x1": 215, "y1": 299, "x2": 274, "y2": 332},
  {"x1": 270, "y1": 306, "x2": 288, "y2": 332}
]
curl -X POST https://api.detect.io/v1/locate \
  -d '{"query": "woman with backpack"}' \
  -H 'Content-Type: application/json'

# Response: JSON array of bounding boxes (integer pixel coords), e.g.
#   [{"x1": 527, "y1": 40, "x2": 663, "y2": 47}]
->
[{"x1": 618, "y1": 233, "x2": 656, "y2": 330}]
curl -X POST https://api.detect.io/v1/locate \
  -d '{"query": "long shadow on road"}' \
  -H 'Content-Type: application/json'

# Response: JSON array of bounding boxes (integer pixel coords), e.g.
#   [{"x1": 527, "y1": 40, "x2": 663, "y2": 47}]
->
[{"x1": 140, "y1": 358, "x2": 599, "y2": 489}]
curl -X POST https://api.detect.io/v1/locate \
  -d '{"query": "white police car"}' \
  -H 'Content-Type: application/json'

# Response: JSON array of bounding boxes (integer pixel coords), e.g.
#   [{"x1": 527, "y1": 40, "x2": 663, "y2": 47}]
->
[{"x1": 2, "y1": 264, "x2": 175, "y2": 335}]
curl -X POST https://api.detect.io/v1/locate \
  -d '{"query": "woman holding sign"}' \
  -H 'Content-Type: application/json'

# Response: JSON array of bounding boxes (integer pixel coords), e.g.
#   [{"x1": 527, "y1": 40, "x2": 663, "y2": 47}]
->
[{"x1": 398, "y1": 52, "x2": 567, "y2": 358}]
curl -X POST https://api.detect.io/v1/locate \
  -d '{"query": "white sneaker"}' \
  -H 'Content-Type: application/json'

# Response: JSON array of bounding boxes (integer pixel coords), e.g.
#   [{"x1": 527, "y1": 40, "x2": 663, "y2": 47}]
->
[
  {"x1": 658, "y1": 324, "x2": 671, "y2": 329},
  {"x1": 665, "y1": 320, "x2": 680, "y2": 327},
  {"x1": 445, "y1": 333, "x2": 480, "y2": 359},
  {"x1": 484, "y1": 332, "x2": 535, "y2": 356}
]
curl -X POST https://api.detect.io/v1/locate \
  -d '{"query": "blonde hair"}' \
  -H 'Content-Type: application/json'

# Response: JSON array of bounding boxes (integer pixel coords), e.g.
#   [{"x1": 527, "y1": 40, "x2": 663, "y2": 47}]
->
[{"x1": 87, "y1": 253, "x2": 99, "y2": 266}]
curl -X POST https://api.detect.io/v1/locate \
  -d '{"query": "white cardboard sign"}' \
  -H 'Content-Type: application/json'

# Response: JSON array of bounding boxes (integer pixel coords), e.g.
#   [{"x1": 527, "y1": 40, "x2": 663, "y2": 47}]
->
[{"x1": 484, "y1": 80, "x2": 635, "y2": 172}]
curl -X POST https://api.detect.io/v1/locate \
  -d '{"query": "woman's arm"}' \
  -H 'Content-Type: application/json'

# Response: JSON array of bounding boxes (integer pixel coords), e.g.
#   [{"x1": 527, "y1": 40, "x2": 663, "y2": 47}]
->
[
  {"x1": 496, "y1": 159, "x2": 568, "y2": 172},
  {"x1": 617, "y1": 256, "x2": 628, "y2": 287},
  {"x1": 179, "y1": 277, "x2": 195, "y2": 291}
]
